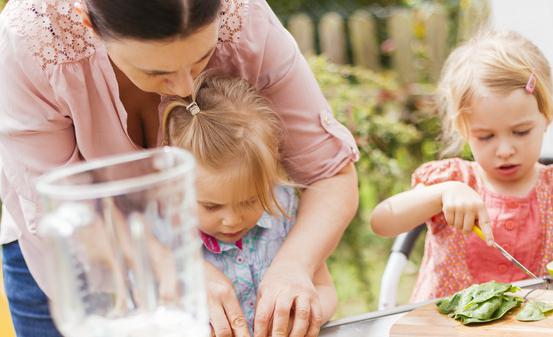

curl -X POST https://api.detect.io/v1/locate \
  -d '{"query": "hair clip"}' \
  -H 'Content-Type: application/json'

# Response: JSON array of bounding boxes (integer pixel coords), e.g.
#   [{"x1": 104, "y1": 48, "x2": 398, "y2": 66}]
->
[
  {"x1": 186, "y1": 101, "x2": 201, "y2": 116},
  {"x1": 525, "y1": 73, "x2": 537, "y2": 94}
]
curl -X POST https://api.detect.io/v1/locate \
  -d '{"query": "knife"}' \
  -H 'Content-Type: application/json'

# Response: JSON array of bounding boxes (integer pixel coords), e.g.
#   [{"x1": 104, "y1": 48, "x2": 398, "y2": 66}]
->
[{"x1": 472, "y1": 226, "x2": 542, "y2": 283}]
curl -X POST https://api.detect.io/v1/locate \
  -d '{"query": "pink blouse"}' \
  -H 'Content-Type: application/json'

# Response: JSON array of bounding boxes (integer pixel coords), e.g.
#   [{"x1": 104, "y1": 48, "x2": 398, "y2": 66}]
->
[
  {"x1": 0, "y1": 0, "x2": 359, "y2": 295},
  {"x1": 410, "y1": 158, "x2": 553, "y2": 302}
]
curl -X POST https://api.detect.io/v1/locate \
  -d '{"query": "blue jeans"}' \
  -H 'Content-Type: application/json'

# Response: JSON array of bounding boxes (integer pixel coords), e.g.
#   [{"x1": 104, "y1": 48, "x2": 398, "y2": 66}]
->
[{"x1": 2, "y1": 241, "x2": 62, "y2": 337}]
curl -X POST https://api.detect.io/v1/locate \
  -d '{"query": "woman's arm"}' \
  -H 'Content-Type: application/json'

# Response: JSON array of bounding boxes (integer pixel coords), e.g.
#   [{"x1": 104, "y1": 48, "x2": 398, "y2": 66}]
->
[
  {"x1": 254, "y1": 164, "x2": 357, "y2": 337},
  {"x1": 279, "y1": 163, "x2": 357, "y2": 275},
  {"x1": 0, "y1": 30, "x2": 80, "y2": 231},
  {"x1": 212, "y1": 2, "x2": 360, "y2": 337}
]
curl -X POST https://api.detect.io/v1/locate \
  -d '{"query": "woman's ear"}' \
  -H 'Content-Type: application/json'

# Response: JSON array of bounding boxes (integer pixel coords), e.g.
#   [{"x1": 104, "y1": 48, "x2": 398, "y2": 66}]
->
[{"x1": 73, "y1": 1, "x2": 93, "y2": 31}]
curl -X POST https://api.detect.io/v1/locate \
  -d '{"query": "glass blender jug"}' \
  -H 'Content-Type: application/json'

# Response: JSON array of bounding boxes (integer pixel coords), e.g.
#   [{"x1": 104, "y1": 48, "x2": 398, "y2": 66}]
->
[{"x1": 36, "y1": 147, "x2": 208, "y2": 337}]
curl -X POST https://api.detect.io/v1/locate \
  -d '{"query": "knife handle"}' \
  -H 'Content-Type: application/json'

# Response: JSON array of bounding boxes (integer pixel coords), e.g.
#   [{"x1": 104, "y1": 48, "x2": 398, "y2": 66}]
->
[{"x1": 472, "y1": 226, "x2": 486, "y2": 241}]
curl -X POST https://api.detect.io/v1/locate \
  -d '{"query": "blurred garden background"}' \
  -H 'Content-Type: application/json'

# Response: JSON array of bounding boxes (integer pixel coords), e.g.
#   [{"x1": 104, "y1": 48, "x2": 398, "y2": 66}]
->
[{"x1": 0, "y1": 0, "x2": 492, "y2": 330}]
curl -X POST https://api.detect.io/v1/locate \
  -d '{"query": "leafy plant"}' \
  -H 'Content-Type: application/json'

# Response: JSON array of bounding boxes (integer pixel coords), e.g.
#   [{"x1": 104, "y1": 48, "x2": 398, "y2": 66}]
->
[{"x1": 268, "y1": 0, "x2": 462, "y2": 22}]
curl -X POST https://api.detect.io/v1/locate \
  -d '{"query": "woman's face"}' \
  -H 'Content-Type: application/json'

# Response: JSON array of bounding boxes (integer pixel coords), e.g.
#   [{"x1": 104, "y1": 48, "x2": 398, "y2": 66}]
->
[{"x1": 104, "y1": 20, "x2": 219, "y2": 97}]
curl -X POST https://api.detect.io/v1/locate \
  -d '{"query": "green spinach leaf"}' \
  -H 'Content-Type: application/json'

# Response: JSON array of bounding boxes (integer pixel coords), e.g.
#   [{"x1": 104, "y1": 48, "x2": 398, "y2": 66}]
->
[
  {"x1": 436, "y1": 281, "x2": 523, "y2": 325},
  {"x1": 516, "y1": 301, "x2": 553, "y2": 322}
]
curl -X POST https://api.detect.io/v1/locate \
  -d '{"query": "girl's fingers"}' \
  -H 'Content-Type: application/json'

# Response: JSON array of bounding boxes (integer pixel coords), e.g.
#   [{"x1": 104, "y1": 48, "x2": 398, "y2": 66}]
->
[
  {"x1": 222, "y1": 296, "x2": 251, "y2": 337},
  {"x1": 452, "y1": 210, "x2": 463, "y2": 232},
  {"x1": 211, "y1": 325, "x2": 216, "y2": 337},
  {"x1": 462, "y1": 212, "x2": 475, "y2": 234},
  {"x1": 207, "y1": 277, "x2": 250, "y2": 337},
  {"x1": 443, "y1": 205, "x2": 454, "y2": 229},
  {"x1": 478, "y1": 208, "x2": 495, "y2": 245},
  {"x1": 209, "y1": 302, "x2": 233, "y2": 337}
]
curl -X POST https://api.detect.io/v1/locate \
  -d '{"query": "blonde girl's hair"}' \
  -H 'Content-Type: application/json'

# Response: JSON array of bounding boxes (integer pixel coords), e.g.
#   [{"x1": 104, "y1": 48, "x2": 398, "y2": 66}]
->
[
  {"x1": 162, "y1": 72, "x2": 289, "y2": 215},
  {"x1": 437, "y1": 29, "x2": 553, "y2": 156}
]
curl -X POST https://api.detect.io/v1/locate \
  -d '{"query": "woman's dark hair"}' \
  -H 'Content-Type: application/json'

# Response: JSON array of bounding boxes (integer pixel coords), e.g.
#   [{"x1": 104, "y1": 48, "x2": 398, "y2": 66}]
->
[{"x1": 86, "y1": 0, "x2": 221, "y2": 40}]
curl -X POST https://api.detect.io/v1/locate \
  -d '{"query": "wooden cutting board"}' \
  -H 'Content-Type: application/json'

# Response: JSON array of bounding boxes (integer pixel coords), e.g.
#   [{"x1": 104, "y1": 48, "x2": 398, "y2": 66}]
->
[{"x1": 390, "y1": 289, "x2": 553, "y2": 336}]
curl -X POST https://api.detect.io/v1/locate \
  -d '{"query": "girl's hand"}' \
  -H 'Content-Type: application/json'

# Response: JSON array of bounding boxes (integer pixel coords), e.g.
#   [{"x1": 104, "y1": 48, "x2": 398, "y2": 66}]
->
[
  {"x1": 254, "y1": 263, "x2": 323, "y2": 337},
  {"x1": 441, "y1": 181, "x2": 494, "y2": 245},
  {"x1": 204, "y1": 261, "x2": 251, "y2": 337}
]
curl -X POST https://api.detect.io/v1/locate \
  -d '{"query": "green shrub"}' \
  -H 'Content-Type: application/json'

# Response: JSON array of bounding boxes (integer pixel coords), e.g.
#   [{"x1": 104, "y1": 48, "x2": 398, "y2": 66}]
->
[
  {"x1": 309, "y1": 56, "x2": 441, "y2": 316},
  {"x1": 267, "y1": 0, "x2": 461, "y2": 20}
]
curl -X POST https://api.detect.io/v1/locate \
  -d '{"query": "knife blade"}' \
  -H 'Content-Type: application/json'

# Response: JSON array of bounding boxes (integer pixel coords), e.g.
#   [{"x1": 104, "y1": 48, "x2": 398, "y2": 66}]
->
[{"x1": 472, "y1": 226, "x2": 542, "y2": 282}]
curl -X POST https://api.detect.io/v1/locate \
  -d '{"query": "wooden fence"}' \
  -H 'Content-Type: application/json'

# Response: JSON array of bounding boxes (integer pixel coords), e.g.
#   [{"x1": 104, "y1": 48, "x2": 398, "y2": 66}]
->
[{"x1": 286, "y1": 0, "x2": 490, "y2": 83}]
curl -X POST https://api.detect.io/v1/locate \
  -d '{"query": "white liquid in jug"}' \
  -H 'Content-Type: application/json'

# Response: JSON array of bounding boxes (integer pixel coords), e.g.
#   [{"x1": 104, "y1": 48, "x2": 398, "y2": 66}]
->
[{"x1": 59, "y1": 307, "x2": 209, "y2": 337}]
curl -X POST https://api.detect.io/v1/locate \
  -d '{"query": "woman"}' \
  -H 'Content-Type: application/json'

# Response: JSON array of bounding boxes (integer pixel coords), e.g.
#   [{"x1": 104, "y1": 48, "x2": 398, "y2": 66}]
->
[{"x1": 0, "y1": 1, "x2": 359, "y2": 337}]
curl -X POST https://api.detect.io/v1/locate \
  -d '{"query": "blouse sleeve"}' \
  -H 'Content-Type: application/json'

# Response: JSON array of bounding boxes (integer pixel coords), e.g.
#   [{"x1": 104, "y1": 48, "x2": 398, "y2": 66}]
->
[
  {"x1": 0, "y1": 32, "x2": 80, "y2": 234},
  {"x1": 234, "y1": 0, "x2": 359, "y2": 185},
  {"x1": 411, "y1": 158, "x2": 470, "y2": 188}
]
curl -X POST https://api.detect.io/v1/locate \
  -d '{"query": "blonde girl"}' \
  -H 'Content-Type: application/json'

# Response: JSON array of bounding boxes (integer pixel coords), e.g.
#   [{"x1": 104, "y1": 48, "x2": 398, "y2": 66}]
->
[
  {"x1": 371, "y1": 30, "x2": 553, "y2": 302},
  {"x1": 162, "y1": 73, "x2": 337, "y2": 336}
]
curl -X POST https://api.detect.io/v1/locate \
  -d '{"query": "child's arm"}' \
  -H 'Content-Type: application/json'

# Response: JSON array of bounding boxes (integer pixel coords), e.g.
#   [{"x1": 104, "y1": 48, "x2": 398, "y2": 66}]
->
[{"x1": 370, "y1": 181, "x2": 494, "y2": 243}]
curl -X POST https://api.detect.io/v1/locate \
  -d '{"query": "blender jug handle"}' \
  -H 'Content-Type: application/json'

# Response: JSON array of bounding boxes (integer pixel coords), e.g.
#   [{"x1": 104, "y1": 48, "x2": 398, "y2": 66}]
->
[
  {"x1": 129, "y1": 209, "x2": 181, "y2": 308},
  {"x1": 38, "y1": 205, "x2": 90, "y2": 324},
  {"x1": 128, "y1": 212, "x2": 158, "y2": 311}
]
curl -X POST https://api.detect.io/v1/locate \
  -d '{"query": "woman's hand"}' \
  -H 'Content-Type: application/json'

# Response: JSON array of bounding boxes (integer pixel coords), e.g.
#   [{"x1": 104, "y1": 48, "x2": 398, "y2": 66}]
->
[
  {"x1": 254, "y1": 263, "x2": 323, "y2": 337},
  {"x1": 204, "y1": 261, "x2": 251, "y2": 337},
  {"x1": 441, "y1": 181, "x2": 494, "y2": 244}
]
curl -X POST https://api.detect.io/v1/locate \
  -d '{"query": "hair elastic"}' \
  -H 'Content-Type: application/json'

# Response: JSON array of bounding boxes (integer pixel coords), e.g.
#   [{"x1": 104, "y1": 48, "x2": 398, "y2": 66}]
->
[
  {"x1": 186, "y1": 101, "x2": 201, "y2": 116},
  {"x1": 525, "y1": 73, "x2": 537, "y2": 94}
]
